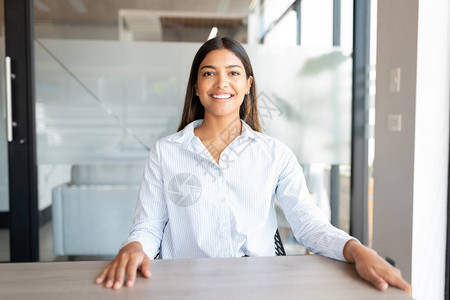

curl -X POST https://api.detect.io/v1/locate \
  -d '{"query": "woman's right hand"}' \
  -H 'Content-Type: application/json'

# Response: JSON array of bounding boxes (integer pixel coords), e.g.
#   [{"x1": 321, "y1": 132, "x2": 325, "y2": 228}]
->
[{"x1": 95, "y1": 241, "x2": 152, "y2": 290}]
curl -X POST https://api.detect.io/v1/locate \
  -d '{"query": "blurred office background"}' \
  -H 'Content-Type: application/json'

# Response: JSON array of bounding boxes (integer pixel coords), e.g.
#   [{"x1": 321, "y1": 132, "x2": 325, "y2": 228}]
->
[{"x1": 1, "y1": 1, "x2": 448, "y2": 299}]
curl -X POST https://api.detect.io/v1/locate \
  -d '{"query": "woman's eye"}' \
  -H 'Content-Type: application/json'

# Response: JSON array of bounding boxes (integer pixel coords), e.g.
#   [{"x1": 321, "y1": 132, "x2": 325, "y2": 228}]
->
[
  {"x1": 230, "y1": 71, "x2": 240, "y2": 76},
  {"x1": 202, "y1": 71, "x2": 214, "y2": 77}
]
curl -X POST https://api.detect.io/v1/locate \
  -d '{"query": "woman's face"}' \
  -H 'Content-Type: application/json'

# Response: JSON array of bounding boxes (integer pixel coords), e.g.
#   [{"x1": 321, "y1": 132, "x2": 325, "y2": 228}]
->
[{"x1": 195, "y1": 49, "x2": 253, "y2": 120}]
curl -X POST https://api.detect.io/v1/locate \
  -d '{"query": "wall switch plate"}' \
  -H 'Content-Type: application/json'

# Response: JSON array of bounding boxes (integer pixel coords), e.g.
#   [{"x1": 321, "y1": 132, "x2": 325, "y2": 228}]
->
[
  {"x1": 388, "y1": 114, "x2": 402, "y2": 132},
  {"x1": 390, "y1": 67, "x2": 401, "y2": 92}
]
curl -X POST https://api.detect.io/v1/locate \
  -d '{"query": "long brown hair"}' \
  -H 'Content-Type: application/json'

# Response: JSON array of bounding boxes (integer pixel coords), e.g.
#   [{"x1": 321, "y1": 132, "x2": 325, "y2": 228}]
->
[{"x1": 177, "y1": 37, "x2": 261, "y2": 132}]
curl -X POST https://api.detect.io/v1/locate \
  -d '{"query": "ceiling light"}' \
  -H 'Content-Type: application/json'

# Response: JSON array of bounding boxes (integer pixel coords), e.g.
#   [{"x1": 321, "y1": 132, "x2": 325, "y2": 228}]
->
[{"x1": 208, "y1": 27, "x2": 218, "y2": 40}]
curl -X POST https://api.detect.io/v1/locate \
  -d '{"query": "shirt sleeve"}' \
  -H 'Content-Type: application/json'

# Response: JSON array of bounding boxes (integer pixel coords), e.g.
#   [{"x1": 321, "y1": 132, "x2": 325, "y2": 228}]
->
[
  {"x1": 274, "y1": 142, "x2": 358, "y2": 262},
  {"x1": 121, "y1": 141, "x2": 168, "y2": 259}
]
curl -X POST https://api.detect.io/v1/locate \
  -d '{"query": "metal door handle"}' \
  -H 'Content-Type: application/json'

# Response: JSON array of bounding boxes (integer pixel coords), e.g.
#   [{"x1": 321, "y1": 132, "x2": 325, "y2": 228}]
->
[{"x1": 5, "y1": 56, "x2": 12, "y2": 142}]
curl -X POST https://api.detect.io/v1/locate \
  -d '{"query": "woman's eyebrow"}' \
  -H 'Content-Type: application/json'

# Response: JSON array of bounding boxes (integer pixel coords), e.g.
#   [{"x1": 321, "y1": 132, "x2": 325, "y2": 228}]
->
[
  {"x1": 200, "y1": 64, "x2": 243, "y2": 70},
  {"x1": 200, "y1": 65, "x2": 215, "y2": 70},
  {"x1": 226, "y1": 65, "x2": 243, "y2": 69}
]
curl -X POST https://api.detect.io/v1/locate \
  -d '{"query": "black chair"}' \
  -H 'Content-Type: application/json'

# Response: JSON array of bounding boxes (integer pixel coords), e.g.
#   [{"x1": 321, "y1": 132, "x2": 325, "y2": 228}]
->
[{"x1": 274, "y1": 229, "x2": 286, "y2": 256}]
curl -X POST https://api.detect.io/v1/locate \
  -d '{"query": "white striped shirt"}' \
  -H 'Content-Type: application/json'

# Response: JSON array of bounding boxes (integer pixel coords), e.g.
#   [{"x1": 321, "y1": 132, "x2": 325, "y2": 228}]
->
[{"x1": 122, "y1": 119, "x2": 355, "y2": 261}]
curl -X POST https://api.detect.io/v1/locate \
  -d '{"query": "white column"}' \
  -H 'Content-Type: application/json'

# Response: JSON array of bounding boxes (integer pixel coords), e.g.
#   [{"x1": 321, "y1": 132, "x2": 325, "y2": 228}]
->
[{"x1": 373, "y1": 0, "x2": 449, "y2": 299}]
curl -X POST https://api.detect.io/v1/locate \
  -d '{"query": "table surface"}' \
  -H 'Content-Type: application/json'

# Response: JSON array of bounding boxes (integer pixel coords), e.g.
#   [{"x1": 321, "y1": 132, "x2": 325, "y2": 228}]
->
[{"x1": 0, "y1": 255, "x2": 411, "y2": 300}]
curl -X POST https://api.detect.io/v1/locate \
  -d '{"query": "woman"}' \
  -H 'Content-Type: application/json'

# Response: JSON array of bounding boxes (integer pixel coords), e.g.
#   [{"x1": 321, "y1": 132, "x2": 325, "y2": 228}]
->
[{"x1": 96, "y1": 37, "x2": 411, "y2": 295}]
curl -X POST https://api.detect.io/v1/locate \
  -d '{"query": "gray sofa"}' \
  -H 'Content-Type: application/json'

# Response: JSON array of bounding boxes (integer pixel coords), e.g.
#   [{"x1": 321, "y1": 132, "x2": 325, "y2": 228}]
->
[{"x1": 52, "y1": 164, "x2": 142, "y2": 257}]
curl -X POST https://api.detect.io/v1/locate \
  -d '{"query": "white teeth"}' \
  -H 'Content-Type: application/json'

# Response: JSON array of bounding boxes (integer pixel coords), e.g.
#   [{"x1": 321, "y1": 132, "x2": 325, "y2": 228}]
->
[{"x1": 212, "y1": 94, "x2": 232, "y2": 99}]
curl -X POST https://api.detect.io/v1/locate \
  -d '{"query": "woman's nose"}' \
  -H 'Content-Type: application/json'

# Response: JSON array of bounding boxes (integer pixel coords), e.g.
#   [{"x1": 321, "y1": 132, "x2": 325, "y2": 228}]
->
[{"x1": 215, "y1": 73, "x2": 229, "y2": 89}]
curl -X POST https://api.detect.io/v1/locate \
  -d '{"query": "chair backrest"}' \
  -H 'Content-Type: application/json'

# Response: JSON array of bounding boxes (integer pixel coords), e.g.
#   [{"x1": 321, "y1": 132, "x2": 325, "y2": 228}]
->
[{"x1": 274, "y1": 229, "x2": 286, "y2": 256}]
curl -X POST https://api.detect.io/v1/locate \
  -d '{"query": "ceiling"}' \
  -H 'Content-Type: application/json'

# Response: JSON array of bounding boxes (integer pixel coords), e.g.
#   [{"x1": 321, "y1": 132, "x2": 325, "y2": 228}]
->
[{"x1": 34, "y1": 0, "x2": 253, "y2": 42}]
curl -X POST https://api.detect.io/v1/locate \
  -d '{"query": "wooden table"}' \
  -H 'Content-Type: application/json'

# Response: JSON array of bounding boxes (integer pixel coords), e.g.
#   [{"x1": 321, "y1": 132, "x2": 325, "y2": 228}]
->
[{"x1": 0, "y1": 255, "x2": 411, "y2": 299}]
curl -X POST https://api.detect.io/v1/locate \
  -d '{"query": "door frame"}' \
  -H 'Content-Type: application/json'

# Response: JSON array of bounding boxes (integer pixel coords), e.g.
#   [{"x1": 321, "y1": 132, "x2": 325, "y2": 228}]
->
[
  {"x1": 350, "y1": 0, "x2": 370, "y2": 245},
  {"x1": 5, "y1": 0, "x2": 39, "y2": 262}
]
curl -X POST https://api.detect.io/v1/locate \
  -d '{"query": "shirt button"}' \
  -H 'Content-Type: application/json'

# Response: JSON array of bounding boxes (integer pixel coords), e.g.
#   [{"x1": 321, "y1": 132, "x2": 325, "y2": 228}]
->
[{"x1": 221, "y1": 198, "x2": 225, "y2": 203}]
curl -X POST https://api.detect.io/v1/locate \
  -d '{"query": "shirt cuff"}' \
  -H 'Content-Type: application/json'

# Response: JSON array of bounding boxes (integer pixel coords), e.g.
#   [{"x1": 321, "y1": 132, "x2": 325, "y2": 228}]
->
[
  {"x1": 121, "y1": 234, "x2": 160, "y2": 260},
  {"x1": 336, "y1": 236, "x2": 360, "y2": 262}
]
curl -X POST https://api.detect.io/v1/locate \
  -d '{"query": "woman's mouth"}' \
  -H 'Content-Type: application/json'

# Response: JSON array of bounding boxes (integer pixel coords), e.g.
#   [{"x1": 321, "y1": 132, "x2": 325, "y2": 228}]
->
[{"x1": 211, "y1": 94, "x2": 233, "y2": 101}]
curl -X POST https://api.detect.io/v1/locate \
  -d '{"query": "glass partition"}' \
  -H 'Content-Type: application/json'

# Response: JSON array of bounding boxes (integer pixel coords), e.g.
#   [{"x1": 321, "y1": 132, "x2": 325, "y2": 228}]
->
[
  {"x1": 34, "y1": 0, "x2": 353, "y2": 260},
  {"x1": 35, "y1": 38, "x2": 351, "y2": 259},
  {"x1": 35, "y1": 39, "x2": 351, "y2": 166},
  {"x1": 249, "y1": 0, "x2": 353, "y2": 253}
]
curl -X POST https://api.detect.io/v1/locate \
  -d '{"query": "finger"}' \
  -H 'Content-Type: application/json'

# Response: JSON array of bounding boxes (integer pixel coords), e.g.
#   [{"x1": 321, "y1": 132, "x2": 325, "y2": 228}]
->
[
  {"x1": 393, "y1": 279, "x2": 412, "y2": 296},
  {"x1": 105, "y1": 262, "x2": 118, "y2": 289},
  {"x1": 125, "y1": 256, "x2": 140, "y2": 288},
  {"x1": 382, "y1": 269, "x2": 412, "y2": 295},
  {"x1": 365, "y1": 268, "x2": 388, "y2": 291},
  {"x1": 140, "y1": 256, "x2": 152, "y2": 278},
  {"x1": 113, "y1": 258, "x2": 129, "y2": 290},
  {"x1": 95, "y1": 264, "x2": 111, "y2": 284}
]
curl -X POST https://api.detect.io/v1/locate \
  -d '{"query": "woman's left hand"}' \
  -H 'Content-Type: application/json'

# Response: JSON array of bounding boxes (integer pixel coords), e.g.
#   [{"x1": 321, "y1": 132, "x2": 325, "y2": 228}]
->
[{"x1": 343, "y1": 240, "x2": 412, "y2": 295}]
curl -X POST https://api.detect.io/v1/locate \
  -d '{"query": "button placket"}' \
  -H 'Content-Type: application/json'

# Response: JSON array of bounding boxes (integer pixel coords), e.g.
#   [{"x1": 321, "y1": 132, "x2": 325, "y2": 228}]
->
[
  {"x1": 218, "y1": 172, "x2": 231, "y2": 256},
  {"x1": 216, "y1": 170, "x2": 225, "y2": 254}
]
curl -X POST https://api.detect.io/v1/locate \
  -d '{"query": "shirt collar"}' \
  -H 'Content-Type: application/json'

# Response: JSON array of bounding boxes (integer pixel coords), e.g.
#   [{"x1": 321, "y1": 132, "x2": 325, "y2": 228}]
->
[{"x1": 166, "y1": 118, "x2": 259, "y2": 147}]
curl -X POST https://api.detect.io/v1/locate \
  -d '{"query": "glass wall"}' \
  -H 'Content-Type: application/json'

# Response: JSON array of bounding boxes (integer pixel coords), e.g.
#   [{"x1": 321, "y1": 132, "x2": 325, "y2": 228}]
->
[
  {"x1": 34, "y1": 0, "x2": 354, "y2": 260},
  {"x1": 248, "y1": 0, "x2": 354, "y2": 253}
]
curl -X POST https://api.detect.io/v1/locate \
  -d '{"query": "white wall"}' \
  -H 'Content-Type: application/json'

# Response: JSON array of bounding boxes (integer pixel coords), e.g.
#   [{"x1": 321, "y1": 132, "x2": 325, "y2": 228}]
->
[
  {"x1": 412, "y1": 0, "x2": 449, "y2": 298},
  {"x1": 373, "y1": 0, "x2": 449, "y2": 299},
  {"x1": 373, "y1": 0, "x2": 418, "y2": 283}
]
